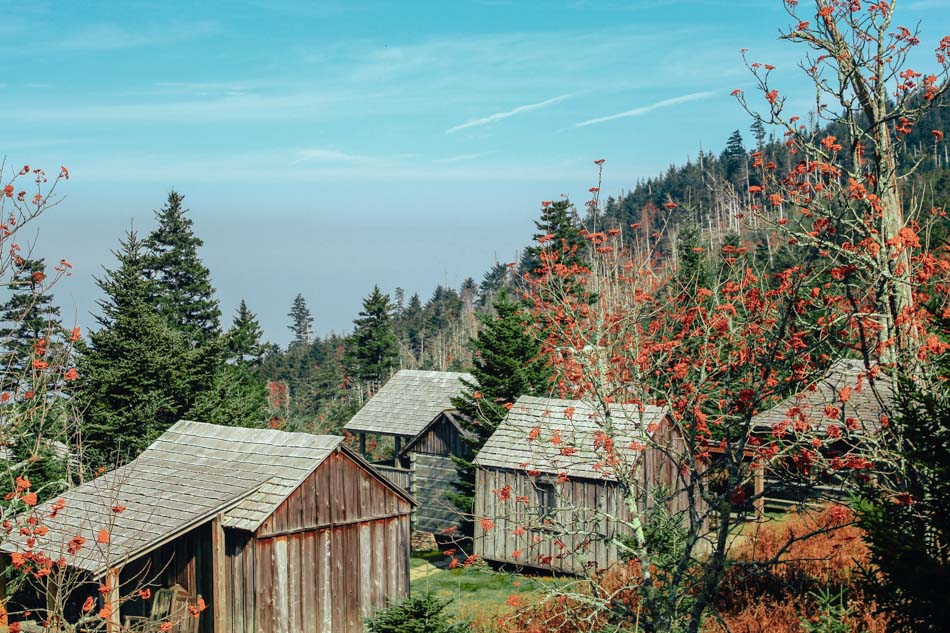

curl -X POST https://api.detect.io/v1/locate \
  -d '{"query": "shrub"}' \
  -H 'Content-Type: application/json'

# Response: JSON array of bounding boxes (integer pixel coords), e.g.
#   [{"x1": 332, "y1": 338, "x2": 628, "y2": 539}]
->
[{"x1": 365, "y1": 592, "x2": 470, "y2": 633}]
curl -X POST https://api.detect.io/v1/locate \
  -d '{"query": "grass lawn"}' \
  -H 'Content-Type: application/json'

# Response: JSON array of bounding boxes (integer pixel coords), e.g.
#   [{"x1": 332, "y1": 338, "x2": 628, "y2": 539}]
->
[{"x1": 409, "y1": 552, "x2": 569, "y2": 624}]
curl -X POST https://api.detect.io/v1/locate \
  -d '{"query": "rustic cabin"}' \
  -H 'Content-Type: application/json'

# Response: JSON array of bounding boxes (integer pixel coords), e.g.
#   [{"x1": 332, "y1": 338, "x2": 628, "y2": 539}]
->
[
  {"x1": 344, "y1": 369, "x2": 475, "y2": 534},
  {"x1": 747, "y1": 358, "x2": 895, "y2": 513},
  {"x1": 1, "y1": 420, "x2": 414, "y2": 633},
  {"x1": 474, "y1": 395, "x2": 694, "y2": 576}
]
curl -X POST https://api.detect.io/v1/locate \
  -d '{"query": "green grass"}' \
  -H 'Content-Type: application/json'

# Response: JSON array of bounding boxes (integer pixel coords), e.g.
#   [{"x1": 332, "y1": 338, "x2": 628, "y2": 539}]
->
[{"x1": 409, "y1": 555, "x2": 568, "y2": 624}]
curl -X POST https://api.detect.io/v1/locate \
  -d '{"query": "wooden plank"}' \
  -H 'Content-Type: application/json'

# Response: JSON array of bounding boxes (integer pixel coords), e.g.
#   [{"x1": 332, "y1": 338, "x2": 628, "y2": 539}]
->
[
  {"x1": 321, "y1": 530, "x2": 333, "y2": 632},
  {"x1": 754, "y1": 464, "x2": 765, "y2": 520},
  {"x1": 359, "y1": 523, "x2": 372, "y2": 620},
  {"x1": 273, "y1": 538, "x2": 289, "y2": 633},
  {"x1": 106, "y1": 567, "x2": 121, "y2": 633},
  {"x1": 212, "y1": 515, "x2": 230, "y2": 633}
]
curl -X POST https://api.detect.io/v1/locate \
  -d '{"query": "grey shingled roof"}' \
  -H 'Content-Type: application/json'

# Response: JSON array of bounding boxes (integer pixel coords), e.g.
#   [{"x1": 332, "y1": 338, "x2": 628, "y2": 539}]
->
[
  {"x1": 344, "y1": 369, "x2": 475, "y2": 437},
  {"x1": 475, "y1": 395, "x2": 668, "y2": 480},
  {"x1": 751, "y1": 359, "x2": 894, "y2": 434},
  {"x1": 1, "y1": 421, "x2": 342, "y2": 574}
]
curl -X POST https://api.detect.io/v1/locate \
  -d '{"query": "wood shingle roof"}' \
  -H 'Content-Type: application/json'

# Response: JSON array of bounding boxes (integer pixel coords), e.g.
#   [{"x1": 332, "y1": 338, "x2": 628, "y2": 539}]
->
[
  {"x1": 751, "y1": 359, "x2": 894, "y2": 434},
  {"x1": 1, "y1": 420, "x2": 343, "y2": 574},
  {"x1": 474, "y1": 395, "x2": 668, "y2": 480},
  {"x1": 343, "y1": 369, "x2": 474, "y2": 438}
]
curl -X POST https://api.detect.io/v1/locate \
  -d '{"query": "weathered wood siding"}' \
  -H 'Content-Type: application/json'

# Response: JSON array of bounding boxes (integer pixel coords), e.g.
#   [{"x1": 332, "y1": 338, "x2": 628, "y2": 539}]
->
[
  {"x1": 407, "y1": 414, "x2": 469, "y2": 458},
  {"x1": 222, "y1": 450, "x2": 412, "y2": 633},
  {"x1": 119, "y1": 523, "x2": 215, "y2": 633},
  {"x1": 474, "y1": 467, "x2": 634, "y2": 574},
  {"x1": 409, "y1": 453, "x2": 461, "y2": 533},
  {"x1": 372, "y1": 464, "x2": 412, "y2": 492}
]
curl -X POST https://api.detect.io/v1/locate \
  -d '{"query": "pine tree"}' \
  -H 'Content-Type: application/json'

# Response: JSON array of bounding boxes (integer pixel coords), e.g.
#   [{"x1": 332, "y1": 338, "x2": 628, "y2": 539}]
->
[
  {"x1": 350, "y1": 286, "x2": 398, "y2": 386},
  {"x1": 78, "y1": 231, "x2": 197, "y2": 468},
  {"x1": 448, "y1": 289, "x2": 550, "y2": 534},
  {"x1": 143, "y1": 191, "x2": 221, "y2": 347},
  {"x1": 227, "y1": 299, "x2": 267, "y2": 366},
  {"x1": 288, "y1": 294, "x2": 314, "y2": 348},
  {"x1": 0, "y1": 258, "x2": 63, "y2": 389}
]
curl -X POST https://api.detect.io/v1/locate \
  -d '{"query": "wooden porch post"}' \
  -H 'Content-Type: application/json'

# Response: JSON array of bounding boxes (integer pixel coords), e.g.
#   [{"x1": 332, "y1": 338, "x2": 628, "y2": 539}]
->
[
  {"x1": 394, "y1": 435, "x2": 401, "y2": 457},
  {"x1": 211, "y1": 513, "x2": 230, "y2": 633},
  {"x1": 0, "y1": 553, "x2": 8, "y2": 629},
  {"x1": 753, "y1": 463, "x2": 765, "y2": 520},
  {"x1": 106, "y1": 567, "x2": 121, "y2": 633},
  {"x1": 359, "y1": 432, "x2": 366, "y2": 455}
]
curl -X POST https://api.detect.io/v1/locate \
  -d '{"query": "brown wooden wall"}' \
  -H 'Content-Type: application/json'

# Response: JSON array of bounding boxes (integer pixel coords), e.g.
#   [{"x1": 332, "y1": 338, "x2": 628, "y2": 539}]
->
[
  {"x1": 474, "y1": 427, "x2": 701, "y2": 576},
  {"x1": 257, "y1": 451, "x2": 412, "y2": 537},
  {"x1": 222, "y1": 450, "x2": 412, "y2": 633},
  {"x1": 404, "y1": 414, "x2": 469, "y2": 458},
  {"x1": 474, "y1": 467, "x2": 634, "y2": 575},
  {"x1": 120, "y1": 523, "x2": 215, "y2": 633}
]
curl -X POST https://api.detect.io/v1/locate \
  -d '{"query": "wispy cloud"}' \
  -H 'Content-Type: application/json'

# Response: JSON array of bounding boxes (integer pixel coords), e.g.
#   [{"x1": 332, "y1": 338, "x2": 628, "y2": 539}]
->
[
  {"x1": 575, "y1": 91, "x2": 716, "y2": 127},
  {"x1": 54, "y1": 21, "x2": 218, "y2": 52},
  {"x1": 434, "y1": 151, "x2": 496, "y2": 163},
  {"x1": 446, "y1": 94, "x2": 573, "y2": 134},
  {"x1": 291, "y1": 148, "x2": 372, "y2": 164}
]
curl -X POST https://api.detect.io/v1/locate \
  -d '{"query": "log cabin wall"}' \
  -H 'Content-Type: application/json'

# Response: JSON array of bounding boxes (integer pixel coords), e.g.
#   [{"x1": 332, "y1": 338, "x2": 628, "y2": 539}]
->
[{"x1": 224, "y1": 450, "x2": 412, "y2": 633}]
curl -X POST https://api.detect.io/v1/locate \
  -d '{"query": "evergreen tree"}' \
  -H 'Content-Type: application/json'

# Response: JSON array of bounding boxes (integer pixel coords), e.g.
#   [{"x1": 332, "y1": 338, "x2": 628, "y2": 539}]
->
[
  {"x1": 350, "y1": 286, "x2": 398, "y2": 386},
  {"x1": 399, "y1": 293, "x2": 425, "y2": 358},
  {"x1": 854, "y1": 311, "x2": 950, "y2": 630},
  {"x1": 0, "y1": 258, "x2": 63, "y2": 389},
  {"x1": 673, "y1": 222, "x2": 712, "y2": 292},
  {"x1": 521, "y1": 199, "x2": 586, "y2": 274},
  {"x1": 143, "y1": 191, "x2": 221, "y2": 347},
  {"x1": 78, "y1": 231, "x2": 197, "y2": 467},
  {"x1": 227, "y1": 299, "x2": 267, "y2": 366},
  {"x1": 288, "y1": 294, "x2": 314, "y2": 348},
  {"x1": 186, "y1": 363, "x2": 268, "y2": 428},
  {"x1": 720, "y1": 130, "x2": 748, "y2": 185},
  {"x1": 448, "y1": 289, "x2": 550, "y2": 534},
  {"x1": 477, "y1": 262, "x2": 511, "y2": 308}
]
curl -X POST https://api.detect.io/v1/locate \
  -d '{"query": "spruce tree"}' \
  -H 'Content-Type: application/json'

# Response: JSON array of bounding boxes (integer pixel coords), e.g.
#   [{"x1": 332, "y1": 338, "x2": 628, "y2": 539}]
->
[
  {"x1": 350, "y1": 286, "x2": 398, "y2": 386},
  {"x1": 227, "y1": 299, "x2": 267, "y2": 366},
  {"x1": 78, "y1": 231, "x2": 196, "y2": 467},
  {"x1": 521, "y1": 199, "x2": 586, "y2": 274},
  {"x1": 143, "y1": 191, "x2": 221, "y2": 347},
  {"x1": 448, "y1": 289, "x2": 550, "y2": 534},
  {"x1": 288, "y1": 294, "x2": 314, "y2": 348},
  {"x1": 0, "y1": 258, "x2": 63, "y2": 389}
]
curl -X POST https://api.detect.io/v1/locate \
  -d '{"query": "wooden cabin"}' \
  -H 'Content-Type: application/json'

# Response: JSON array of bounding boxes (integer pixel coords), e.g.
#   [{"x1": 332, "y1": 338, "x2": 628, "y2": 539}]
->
[
  {"x1": 473, "y1": 395, "x2": 694, "y2": 576},
  {"x1": 344, "y1": 370, "x2": 474, "y2": 534},
  {"x1": 747, "y1": 358, "x2": 895, "y2": 513},
  {"x1": 1, "y1": 421, "x2": 414, "y2": 633}
]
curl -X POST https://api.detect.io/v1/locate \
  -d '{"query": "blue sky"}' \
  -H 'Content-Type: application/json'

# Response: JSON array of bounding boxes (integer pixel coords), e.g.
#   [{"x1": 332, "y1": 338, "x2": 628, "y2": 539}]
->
[{"x1": 4, "y1": 0, "x2": 949, "y2": 343}]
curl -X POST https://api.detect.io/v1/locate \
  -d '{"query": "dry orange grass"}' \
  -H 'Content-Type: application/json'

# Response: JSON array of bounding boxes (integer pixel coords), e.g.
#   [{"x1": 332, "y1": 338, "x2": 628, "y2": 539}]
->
[{"x1": 484, "y1": 505, "x2": 887, "y2": 633}]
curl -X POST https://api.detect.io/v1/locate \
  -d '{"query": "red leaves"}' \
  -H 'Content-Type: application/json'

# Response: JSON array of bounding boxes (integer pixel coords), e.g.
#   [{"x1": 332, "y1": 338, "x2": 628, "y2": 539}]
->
[
  {"x1": 818, "y1": 5, "x2": 834, "y2": 17},
  {"x1": 21, "y1": 492, "x2": 37, "y2": 506},
  {"x1": 139, "y1": 588, "x2": 152, "y2": 600},
  {"x1": 97, "y1": 529, "x2": 111, "y2": 544},
  {"x1": 67, "y1": 535, "x2": 86, "y2": 555},
  {"x1": 934, "y1": 130, "x2": 945, "y2": 142},
  {"x1": 480, "y1": 518, "x2": 495, "y2": 532},
  {"x1": 64, "y1": 368, "x2": 79, "y2": 381}
]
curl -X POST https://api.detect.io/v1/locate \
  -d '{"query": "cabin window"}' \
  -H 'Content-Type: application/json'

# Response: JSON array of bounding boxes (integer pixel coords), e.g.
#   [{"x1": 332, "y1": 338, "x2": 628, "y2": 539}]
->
[{"x1": 536, "y1": 482, "x2": 558, "y2": 523}]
